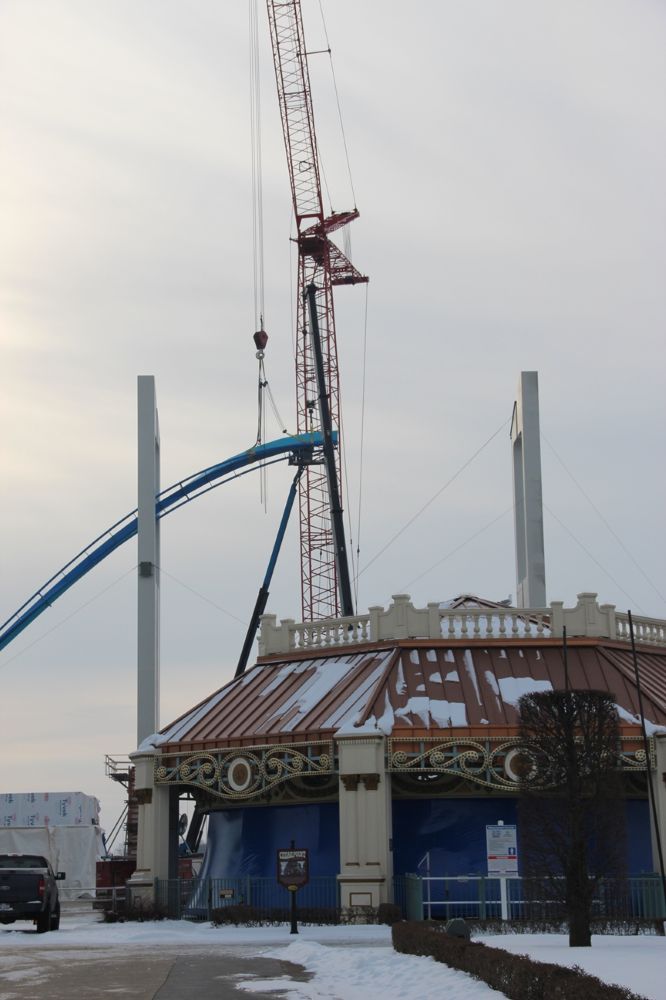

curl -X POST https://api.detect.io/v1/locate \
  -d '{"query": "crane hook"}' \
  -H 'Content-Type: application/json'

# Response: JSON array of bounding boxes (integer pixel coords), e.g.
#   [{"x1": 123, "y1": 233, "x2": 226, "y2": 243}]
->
[{"x1": 254, "y1": 327, "x2": 269, "y2": 360}]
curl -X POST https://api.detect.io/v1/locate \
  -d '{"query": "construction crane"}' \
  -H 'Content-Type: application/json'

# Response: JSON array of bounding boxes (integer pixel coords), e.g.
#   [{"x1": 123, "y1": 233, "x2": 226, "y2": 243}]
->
[{"x1": 266, "y1": 0, "x2": 368, "y2": 621}]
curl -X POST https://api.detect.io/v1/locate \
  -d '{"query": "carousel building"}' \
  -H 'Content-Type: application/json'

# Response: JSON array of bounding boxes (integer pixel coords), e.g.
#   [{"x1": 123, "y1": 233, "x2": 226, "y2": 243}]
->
[{"x1": 130, "y1": 591, "x2": 666, "y2": 908}]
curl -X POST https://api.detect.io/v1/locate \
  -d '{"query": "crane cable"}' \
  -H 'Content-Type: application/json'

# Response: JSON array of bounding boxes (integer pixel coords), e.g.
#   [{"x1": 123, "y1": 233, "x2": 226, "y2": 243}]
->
[
  {"x1": 359, "y1": 420, "x2": 510, "y2": 577},
  {"x1": 400, "y1": 508, "x2": 513, "y2": 592},
  {"x1": 314, "y1": 1, "x2": 362, "y2": 598},
  {"x1": 249, "y1": 0, "x2": 291, "y2": 510},
  {"x1": 542, "y1": 432, "x2": 665, "y2": 606},
  {"x1": 316, "y1": 0, "x2": 357, "y2": 209},
  {"x1": 543, "y1": 504, "x2": 644, "y2": 614},
  {"x1": 249, "y1": 0, "x2": 264, "y2": 330},
  {"x1": 249, "y1": 0, "x2": 268, "y2": 508},
  {"x1": 351, "y1": 283, "x2": 370, "y2": 607}
]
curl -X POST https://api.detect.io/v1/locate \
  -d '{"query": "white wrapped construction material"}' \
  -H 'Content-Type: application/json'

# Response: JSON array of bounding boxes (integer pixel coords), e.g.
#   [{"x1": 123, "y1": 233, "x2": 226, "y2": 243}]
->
[
  {"x1": 0, "y1": 792, "x2": 103, "y2": 895},
  {"x1": 0, "y1": 825, "x2": 104, "y2": 896},
  {"x1": 1, "y1": 791, "x2": 100, "y2": 829}
]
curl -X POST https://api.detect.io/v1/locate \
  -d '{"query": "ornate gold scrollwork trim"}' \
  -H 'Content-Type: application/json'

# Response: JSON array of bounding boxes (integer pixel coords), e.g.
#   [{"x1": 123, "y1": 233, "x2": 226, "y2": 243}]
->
[
  {"x1": 388, "y1": 735, "x2": 653, "y2": 791},
  {"x1": 154, "y1": 741, "x2": 334, "y2": 802}
]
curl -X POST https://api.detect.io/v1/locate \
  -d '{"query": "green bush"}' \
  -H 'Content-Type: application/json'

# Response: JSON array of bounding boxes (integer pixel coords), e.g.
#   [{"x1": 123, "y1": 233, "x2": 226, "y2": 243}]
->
[
  {"x1": 211, "y1": 905, "x2": 354, "y2": 926},
  {"x1": 103, "y1": 899, "x2": 167, "y2": 923},
  {"x1": 377, "y1": 903, "x2": 402, "y2": 926},
  {"x1": 465, "y1": 917, "x2": 664, "y2": 937},
  {"x1": 392, "y1": 922, "x2": 649, "y2": 1000}
]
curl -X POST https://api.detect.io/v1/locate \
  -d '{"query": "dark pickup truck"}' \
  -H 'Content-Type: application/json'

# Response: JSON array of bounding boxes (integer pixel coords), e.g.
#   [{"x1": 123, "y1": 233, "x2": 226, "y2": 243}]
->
[{"x1": 0, "y1": 854, "x2": 65, "y2": 933}]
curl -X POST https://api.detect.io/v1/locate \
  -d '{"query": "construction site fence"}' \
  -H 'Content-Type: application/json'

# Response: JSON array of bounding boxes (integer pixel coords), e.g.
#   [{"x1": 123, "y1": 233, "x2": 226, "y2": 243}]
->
[
  {"x1": 393, "y1": 873, "x2": 666, "y2": 923},
  {"x1": 59, "y1": 886, "x2": 127, "y2": 913}
]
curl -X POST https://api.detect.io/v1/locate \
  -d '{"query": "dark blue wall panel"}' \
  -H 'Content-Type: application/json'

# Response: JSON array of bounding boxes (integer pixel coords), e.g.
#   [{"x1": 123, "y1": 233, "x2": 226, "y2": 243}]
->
[
  {"x1": 393, "y1": 798, "x2": 518, "y2": 876},
  {"x1": 199, "y1": 797, "x2": 652, "y2": 880},
  {"x1": 201, "y1": 802, "x2": 340, "y2": 879},
  {"x1": 392, "y1": 798, "x2": 654, "y2": 876},
  {"x1": 626, "y1": 799, "x2": 653, "y2": 873}
]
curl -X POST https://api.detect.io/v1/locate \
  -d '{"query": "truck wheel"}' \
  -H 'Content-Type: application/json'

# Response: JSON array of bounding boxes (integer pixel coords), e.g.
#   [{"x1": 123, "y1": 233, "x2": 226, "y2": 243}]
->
[
  {"x1": 36, "y1": 910, "x2": 50, "y2": 934},
  {"x1": 50, "y1": 904, "x2": 60, "y2": 930}
]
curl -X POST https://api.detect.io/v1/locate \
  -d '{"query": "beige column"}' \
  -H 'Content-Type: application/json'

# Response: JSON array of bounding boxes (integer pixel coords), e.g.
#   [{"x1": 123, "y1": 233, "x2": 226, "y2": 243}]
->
[
  {"x1": 126, "y1": 750, "x2": 172, "y2": 905},
  {"x1": 336, "y1": 733, "x2": 392, "y2": 910}
]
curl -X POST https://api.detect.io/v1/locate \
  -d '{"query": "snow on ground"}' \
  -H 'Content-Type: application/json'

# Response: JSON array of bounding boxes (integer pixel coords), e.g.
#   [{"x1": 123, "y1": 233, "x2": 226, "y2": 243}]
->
[
  {"x1": 238, "y1": 940, "x2": 506, "y2": 999},
  {"x1": 0, "y1": 910, "x2": 391, "y2": 950},
  {"x1": 476, "y1": 932, "x2": 666, "y2": 1000},
  {"x1": 0, "y1": 913, "x2": 506, "y2": 998},
  {"x1": 1, "y1": 910, "x2": 664, "y2": 999}
]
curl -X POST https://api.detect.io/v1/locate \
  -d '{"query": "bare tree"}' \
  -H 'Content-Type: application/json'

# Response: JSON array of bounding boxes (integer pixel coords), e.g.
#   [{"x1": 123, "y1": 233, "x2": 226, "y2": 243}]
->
[{"x1": 517, "y1": 690, "x2": 626, "y2": 947}]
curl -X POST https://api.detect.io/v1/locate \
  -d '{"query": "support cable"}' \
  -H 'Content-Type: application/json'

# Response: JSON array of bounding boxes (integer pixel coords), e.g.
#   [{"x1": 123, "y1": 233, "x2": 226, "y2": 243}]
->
[
  {"x1": 249, "y1": 0, "x2": 265, "y2": 329},
  {"x1": 157, "y1": 565, "x2": 247, "y2": 625},
  {"x1": 265, "y1": 381, "x2": 289, "y2": 435},
  {"x1": 249, "y1": 0, "x2": 268, "y2": 509},
  {"x1": 400, "y1": 508, "x2": 513, "y2": 592},
  {"x1": 353, "y1": 282, "x2": 370, "y2": 607},
  {"x1": 340, "y1": 418, "x2": 355, "y2": 597},
  {"x1": 0, "y1": 565, "x2": 137, "y2": 671},
  {"x1": 542, "y1": 432, "x2": 665, "y2": 606},
  {"x1": 261, "y1": 367, "x2": 267, "y2": 508},
  {"x1": 104, "y1": 804, "x2": 129, "y2": 854},
  {"x1": 317, "y1": 0, "x2": 357, "y2": 208},
  {"x1": 359, "y1": 419, "x2": 509, "y2": 577},
  {"x1": 543, "y1": 503, "x2": 644, "y2": 613},
  {"x1": 235, "y1": 465, "x2": 303, "y2": 677},
  {"x1": 288, "y1": 216, "x2": 297, "y2": 362}
]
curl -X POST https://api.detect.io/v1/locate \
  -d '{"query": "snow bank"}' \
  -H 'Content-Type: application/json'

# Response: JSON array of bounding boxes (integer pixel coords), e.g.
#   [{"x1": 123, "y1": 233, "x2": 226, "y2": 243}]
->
[{"x1": 476, "y1": 932, "x2": 666, "y2": 1000}]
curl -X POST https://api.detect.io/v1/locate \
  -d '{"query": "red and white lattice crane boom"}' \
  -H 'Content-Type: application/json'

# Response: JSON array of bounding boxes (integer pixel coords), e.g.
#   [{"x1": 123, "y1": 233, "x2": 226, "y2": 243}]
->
[{"x1": 266, "y1": 0, "x2": 367, "y2": 621}]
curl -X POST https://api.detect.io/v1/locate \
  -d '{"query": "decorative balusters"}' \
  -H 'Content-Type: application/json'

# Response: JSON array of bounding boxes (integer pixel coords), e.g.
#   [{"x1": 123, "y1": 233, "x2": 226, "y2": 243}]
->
[
  {"x1": 258, "y1": 596, "x2": 665, "y2": 656},
  {"x1": 615, "y1": 614, "x2": 665, "y2": 647}
]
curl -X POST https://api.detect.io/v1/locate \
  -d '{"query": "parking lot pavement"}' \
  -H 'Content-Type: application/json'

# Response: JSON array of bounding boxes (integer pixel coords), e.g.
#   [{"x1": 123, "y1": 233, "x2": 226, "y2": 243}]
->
[
  {"x1": 0, "y1": 946, "x2": 311, "y2": 1000},
  {"x1": 154, "y1": 954, "x2": 311, "y2": 999}
]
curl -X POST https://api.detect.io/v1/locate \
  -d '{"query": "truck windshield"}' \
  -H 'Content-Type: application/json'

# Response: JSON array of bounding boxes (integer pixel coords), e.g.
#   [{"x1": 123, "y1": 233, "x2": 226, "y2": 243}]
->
[{"x1": 0, "y1": 856, "x2": 48, "y2": 869}]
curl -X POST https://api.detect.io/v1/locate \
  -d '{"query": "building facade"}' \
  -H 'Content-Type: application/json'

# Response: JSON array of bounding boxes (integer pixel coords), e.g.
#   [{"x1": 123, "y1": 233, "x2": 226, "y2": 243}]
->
[{"x1": 129, "y1": 593, "x2": 666, "y2": 908}]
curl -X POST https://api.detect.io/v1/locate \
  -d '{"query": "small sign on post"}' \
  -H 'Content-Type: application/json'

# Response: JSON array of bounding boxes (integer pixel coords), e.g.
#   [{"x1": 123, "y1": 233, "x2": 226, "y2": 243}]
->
[
  {"x1": 485, "y1": 823, "x2": 518, "y2": 876},
  {"x1": 277, "y1": 843, "x2": 309, "y2": 935},
  {"x1": 486, "y1": 823, "x2": 518, "y2": 921}
]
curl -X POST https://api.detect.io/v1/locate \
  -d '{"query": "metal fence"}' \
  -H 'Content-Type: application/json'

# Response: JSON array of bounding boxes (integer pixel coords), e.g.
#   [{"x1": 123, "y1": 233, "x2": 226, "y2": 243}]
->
[
  {"x1": 152, "y1": 873, "x2": 665, "y2": 923},
  {"x1": 154, "y1": 876, "x2": 340, "y2": 921},
  {"x1": 55, "y1": 886, "x2": 127, "y2": 916},
  {"x1": 394, "y1": 874, "x2": 666, "y2": 923}
]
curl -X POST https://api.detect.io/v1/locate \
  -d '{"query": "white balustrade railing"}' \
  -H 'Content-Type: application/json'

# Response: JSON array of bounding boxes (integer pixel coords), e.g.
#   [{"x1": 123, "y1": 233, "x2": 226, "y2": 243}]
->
[
  {"x1": 257, "y1": 592, "x2": 666, "y2": 657},
  {"x1": 615, "y1": 614, "x2": 666, "y2": 647}
]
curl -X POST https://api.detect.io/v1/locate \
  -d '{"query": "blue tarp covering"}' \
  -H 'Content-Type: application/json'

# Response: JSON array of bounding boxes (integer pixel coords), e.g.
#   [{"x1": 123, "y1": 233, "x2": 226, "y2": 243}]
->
[
  {"x1": 197, "y1": 797, "x2": 652, "y2": 880},
  {"x1": 392, "y1": 798, "x2": 653, "y2": 876},
  {"x1": 200, "y1": 802, "x2": 340, "y2": 879}
]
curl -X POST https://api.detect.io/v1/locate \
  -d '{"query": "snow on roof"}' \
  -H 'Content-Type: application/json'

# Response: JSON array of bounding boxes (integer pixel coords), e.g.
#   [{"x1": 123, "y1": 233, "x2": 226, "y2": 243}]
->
[{"x1": 154, "y1": 637, "x2": 666, "y2": 752}]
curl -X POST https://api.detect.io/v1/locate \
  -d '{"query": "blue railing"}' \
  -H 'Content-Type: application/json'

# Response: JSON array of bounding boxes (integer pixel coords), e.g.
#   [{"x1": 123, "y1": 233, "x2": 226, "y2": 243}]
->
[
  {"x1": 155, "y1": 875, "x2": 340, "y2": 921},
  {"x1": 155, "y1": 873, "x2": 664, "y2": 923},
  {"x1": 394, "y1": 874, "x2": 666, "y2": 922}
]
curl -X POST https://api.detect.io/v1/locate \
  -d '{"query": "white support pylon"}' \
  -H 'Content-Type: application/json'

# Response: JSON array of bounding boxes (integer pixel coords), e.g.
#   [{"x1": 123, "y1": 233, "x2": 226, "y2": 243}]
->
[
  {"x1": 137, "y1": 375, "x2": 160, "y2": 745},
  {"x1": 511, "y1": 371, "x2": 547, "y2": 608}
]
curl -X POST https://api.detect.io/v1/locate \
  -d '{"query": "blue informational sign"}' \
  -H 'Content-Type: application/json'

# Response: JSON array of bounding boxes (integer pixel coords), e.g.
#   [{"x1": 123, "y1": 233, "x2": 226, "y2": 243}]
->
[{"x1": 486, "y1": 824, "x2": 518, "y2": 875}]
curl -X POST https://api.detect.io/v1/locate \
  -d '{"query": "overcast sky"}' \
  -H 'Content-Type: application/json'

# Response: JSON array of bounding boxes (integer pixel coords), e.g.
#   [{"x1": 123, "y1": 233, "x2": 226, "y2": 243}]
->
[{"x1": 1, "y1": 0, "x2": 664, "y2": 832}]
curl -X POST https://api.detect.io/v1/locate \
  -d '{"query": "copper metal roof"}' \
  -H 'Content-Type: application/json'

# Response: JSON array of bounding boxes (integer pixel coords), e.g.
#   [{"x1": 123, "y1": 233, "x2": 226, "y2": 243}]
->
[{"x1": 156, "y1": 639, "x2": 666, "y2": 754}]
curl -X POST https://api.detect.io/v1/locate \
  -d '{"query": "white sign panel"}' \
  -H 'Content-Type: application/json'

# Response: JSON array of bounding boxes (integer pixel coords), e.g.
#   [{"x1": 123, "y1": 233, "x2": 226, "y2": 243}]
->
[{"x1": 486, "y1": 824, "x2": 518, "y2": 875}]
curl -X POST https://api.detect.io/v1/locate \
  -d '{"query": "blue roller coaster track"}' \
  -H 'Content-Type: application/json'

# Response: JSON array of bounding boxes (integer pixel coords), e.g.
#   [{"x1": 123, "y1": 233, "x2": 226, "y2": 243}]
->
[{"x1": 0, "y1": 432, "x2": 326, "y2": 654}]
